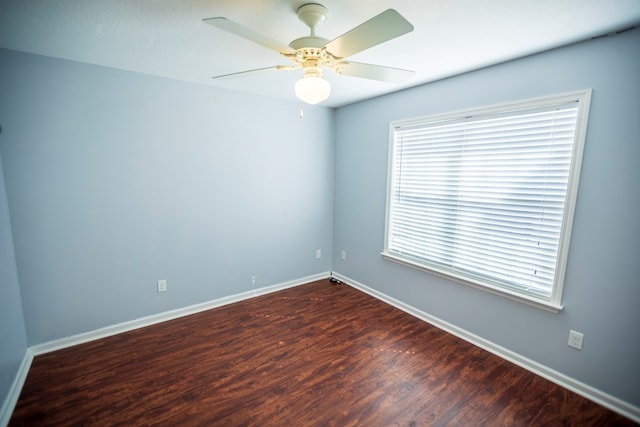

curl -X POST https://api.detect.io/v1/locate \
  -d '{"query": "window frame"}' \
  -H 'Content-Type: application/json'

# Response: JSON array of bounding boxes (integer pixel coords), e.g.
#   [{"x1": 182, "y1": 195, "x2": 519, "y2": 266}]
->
[{"x1": 382, "y1": 90, "x2": 592, "y2": 312}]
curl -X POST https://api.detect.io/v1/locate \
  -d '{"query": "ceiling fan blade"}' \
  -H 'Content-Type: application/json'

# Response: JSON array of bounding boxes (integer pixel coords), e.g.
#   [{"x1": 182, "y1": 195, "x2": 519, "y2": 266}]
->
[
  {"x1": 323, "y1": 9, "x2": 414, "y2": 59},
  {"x1": 212, "y1": 65, "x2": 299, "y2": 80},
  {"x1": 203, "y1": 17, "x2": 297, "y2": 55},
  {"x1": 333, "y1": 62, "x2": 415, "y2": 83}
]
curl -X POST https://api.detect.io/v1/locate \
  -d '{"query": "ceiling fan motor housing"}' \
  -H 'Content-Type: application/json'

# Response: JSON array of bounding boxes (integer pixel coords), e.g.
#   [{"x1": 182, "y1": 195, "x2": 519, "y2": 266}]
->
[{"x1": 289, "y1": 2, "x2": 331, "y2": 62}]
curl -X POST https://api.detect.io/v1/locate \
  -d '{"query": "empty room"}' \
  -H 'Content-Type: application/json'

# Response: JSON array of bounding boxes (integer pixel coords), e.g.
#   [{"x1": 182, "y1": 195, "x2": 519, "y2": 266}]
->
[{"x1": 1, "y1": 1, "x2": 639, "y2": 425}]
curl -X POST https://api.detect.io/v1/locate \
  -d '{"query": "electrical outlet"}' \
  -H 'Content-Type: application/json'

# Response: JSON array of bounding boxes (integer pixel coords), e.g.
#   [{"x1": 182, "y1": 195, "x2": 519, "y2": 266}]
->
[
  {"x1": 157, "y1": 280, "x2": 167, "y2": 293},
  {"x1": 251, "y1": 275, "x2": 256, "y2": 284},
  {"x1": 568, "y1": 330, "x2": 584, "y2": 350},
  {"x1": 341, "y1": 250, "x2": 346, "y2": 260},
  {"x1": 316, "y1": 249, "x2": 322, "y2": 259}
]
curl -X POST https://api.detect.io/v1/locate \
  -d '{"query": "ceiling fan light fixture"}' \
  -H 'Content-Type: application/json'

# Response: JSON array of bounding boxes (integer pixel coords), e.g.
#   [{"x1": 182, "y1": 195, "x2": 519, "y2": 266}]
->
[
  {"x1": 295, "y1": 76, "x2": 330, "y2": 104},
  {"x1": 204, "y1": 5, "x2": 415, "y2": 104}
]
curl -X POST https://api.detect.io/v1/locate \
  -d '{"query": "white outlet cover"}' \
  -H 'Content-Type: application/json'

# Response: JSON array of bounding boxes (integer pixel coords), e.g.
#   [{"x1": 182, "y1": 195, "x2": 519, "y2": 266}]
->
[
  {"x1": 157, "y1": 280, "x2": 167, "y2": 293},
  {"x1": 568, "y1": 330, "x2": 584, "y2": 350}
]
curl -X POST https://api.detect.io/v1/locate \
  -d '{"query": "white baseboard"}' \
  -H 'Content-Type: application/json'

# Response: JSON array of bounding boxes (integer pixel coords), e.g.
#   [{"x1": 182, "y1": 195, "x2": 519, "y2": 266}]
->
[
  {"x1": 0, "y1": 348, "x2": 33, "y2": 427},
  {"x1": 332, "y1": 272, "x2": 640, "y2": 424},
  {"x1": 31, "y1": 271, "x2": 330, "y2": 356}
]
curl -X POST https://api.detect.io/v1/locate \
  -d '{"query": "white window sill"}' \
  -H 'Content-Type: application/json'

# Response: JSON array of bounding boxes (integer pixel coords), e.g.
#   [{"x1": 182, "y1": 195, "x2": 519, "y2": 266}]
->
[{"x1": 381, "y1": 252, "x2": 564, "y2": 313}]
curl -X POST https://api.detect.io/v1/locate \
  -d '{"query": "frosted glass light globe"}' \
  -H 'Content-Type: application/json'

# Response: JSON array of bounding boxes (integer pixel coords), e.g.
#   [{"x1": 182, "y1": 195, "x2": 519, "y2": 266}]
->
[{"x1": 294, "y1": 76, "x2": 331, "y2": 104}]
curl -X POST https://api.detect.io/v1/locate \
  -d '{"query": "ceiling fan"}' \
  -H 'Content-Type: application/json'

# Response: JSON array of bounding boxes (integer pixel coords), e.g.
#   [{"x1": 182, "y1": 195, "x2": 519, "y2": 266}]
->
[{"x1": 203, "y1": 3, "x2": 415, "y2": 104}]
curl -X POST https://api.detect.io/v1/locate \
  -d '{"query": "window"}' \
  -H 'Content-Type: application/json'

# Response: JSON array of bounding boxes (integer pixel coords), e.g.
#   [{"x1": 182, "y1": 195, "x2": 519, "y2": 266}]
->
[{"x1": 383, "y1": 90, "x2": 591, "y2": 311}]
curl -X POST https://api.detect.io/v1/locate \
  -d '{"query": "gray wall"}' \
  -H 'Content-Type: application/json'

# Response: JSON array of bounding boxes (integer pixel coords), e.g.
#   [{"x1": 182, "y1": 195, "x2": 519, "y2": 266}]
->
[
  {"x1": 0, "y1": 48, "x2": 334, "y2": 345},
  {"x1": 0, "y1": 150, "x2": 28, "y2": 412},
  {"x1": 332, "y1": 28, "x2": 640, "y2": 406}
]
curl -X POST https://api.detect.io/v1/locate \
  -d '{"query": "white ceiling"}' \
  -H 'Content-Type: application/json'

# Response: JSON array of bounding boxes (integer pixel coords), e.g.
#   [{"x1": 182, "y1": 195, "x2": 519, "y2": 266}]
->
[{"x1": 1, "y1": 0, "x2": 639, "y2": 107}]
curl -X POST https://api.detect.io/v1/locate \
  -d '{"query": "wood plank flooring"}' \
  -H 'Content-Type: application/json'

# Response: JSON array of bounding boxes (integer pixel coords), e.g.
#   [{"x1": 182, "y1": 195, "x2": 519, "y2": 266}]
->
[{"x1": 10, "y1": 279, "x2": 636, "y2": 426}]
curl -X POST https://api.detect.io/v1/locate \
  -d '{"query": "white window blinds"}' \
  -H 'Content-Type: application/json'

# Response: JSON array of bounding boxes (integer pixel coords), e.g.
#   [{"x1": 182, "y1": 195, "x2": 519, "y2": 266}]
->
[{"x1": 384, "y1": 91, "x2": 591, "y2": 309}]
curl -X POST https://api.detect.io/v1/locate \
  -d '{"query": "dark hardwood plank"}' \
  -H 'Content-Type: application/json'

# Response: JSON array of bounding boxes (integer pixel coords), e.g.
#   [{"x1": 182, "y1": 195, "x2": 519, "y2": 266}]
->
[{"x1": 10, "y1": 279, "x2": 636, "y2": 426}]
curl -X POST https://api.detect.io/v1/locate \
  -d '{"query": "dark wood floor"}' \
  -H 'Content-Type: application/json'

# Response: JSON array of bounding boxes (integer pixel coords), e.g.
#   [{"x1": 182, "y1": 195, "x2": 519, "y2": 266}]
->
[{"x1": 10, "y1": 279, "x2": 636, "y2": 426}]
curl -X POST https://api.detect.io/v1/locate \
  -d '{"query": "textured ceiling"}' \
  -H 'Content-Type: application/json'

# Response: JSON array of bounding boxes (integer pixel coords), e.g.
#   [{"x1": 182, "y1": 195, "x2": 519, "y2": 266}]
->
[{"x1": 1, "y1": 0, "x2": 639, "y2": 107}]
